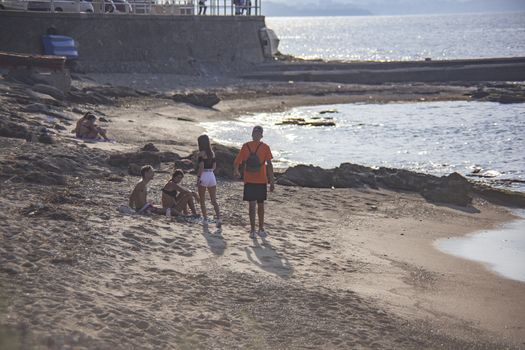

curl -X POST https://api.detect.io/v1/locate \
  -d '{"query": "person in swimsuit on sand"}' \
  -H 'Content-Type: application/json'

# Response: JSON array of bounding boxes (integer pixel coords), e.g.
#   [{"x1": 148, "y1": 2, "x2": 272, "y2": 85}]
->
[
  {"x1": 129, "y1": 165, "x2": 165, "y2": 214},
  {"x1": 75, "y1": 112, "x2": 109, "y2": 140},
  {"x1": 161, "y1": 169, "x2": 200, "y2": 217},
  {"x1": 196, "y1": 134, "x2": 222, "y2": 228}
]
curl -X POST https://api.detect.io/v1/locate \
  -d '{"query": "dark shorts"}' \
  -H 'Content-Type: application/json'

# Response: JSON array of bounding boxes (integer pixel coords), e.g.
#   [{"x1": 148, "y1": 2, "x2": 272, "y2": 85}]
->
[{"x1": 243, "y1": 183, "x2": 267, "y2": 203}]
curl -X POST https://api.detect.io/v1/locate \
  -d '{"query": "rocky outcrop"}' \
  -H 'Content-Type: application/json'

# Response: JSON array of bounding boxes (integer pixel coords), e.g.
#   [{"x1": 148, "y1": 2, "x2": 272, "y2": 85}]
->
[
  {"x1": 108, "y1": 147, "x2": 181, "y2": 176},
  {"x1": 278, "y1": 162, "x2": 525, "y2": 207},
  {"x1": 212, "y1": 144, "x2": 239, "y2": 179},
  {"x1": 172, "y1": 92, "x2": 221, "y2": 108},
  {"x1": 189, "y1": 144, "x2": 240, "y2": 179},
  {"x1": 420, "y1": 172, "x2": 472, "y2": 207},
  {"x1": 0, "y1": 120, "x2": 30, "y2": 140},
  {"x1": 472, "y1": 184, "x2": 525, "y2": 208},
  {"x1": 0, "y1": 138, "x2": 108, "y2": 186},
  {"x1": 276, "y1": 165, "x2": 334, "y2": 188},
  {"x1": 107, "y1": 144, "x2": 191, "y2": 176},
  {"x1": 277, "y1": 163, "x2": 474, "y2": 206},
  {"x1": 276, "y1": 117, "x2": 336, "y2": 127},
  {"x1": 468, "y1": 84, "x2": 525, "y2": 104},
  {"x1": 32, "y1": 84, "x2": 66, "y2": 101},
  {"x1": 141, "y1": 143, "x2": 160, "y2": 152},
  {"x1": 108, "y1": 151, "x2": 163, "y2": 169}
]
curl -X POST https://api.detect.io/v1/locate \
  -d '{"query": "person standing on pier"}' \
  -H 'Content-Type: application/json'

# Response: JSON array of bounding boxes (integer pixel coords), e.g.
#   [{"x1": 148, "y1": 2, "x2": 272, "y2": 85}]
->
[{"x1": 198, "y1": 0, "x2": 207, "y2": 15}]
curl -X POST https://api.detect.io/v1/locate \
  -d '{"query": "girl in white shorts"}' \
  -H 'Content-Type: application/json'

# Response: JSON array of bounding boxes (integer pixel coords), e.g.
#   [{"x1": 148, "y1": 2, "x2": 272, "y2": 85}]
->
[{"x1": 197, "y1": 135, "x2": 221, "y2": 227}]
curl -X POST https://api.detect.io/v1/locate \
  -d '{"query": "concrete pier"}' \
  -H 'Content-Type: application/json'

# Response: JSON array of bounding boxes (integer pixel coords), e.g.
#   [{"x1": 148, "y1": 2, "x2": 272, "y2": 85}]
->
[
  {"x1": 0, "y1": 11, "x2": 267, "y2": 74},
  {"x1": 242, "y1": 57, "x2": 525, "y2": 83}
]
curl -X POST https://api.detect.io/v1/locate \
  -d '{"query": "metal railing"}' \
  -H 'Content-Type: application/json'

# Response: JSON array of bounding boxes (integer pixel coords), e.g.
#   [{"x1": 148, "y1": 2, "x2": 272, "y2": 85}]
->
[{"x1": 0, "y1": 0, "x2": 261, "y2": 15}]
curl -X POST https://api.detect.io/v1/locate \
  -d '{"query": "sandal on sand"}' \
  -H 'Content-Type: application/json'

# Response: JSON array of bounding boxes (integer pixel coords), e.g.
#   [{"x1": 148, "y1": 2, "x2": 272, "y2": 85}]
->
[
  {"x1": 257, "y1": 230, "x2": 268, "y2": 238},
  {"x1": 249, "y1": 230, "x2": 257, "y2": 239}
]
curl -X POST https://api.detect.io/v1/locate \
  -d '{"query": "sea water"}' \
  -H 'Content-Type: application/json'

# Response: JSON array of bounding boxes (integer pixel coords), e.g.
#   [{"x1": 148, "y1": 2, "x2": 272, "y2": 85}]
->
[
  {"x1": 201, "y1": 101, "x2": 525, "y2": 191},
  {"x1": 266, "y1": 12, "x2": 525, "y2": 62},
  {"x1": 435, "y1": 210, "x2": 525, "y2": 283}
]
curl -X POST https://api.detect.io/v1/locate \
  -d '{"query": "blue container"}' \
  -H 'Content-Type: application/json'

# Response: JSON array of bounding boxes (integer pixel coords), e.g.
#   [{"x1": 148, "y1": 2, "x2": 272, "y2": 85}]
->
[{"x1": 42, "y1": 35, "x2": 78, "y2": 60}]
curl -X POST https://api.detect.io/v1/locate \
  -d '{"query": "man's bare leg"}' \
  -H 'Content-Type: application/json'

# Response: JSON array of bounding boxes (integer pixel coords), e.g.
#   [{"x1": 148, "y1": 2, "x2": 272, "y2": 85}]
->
[
  {"x1": 257, "y1": 202, "x2": 264, "y2": 231},
  {"x1": 249, "y1": 201, "x2": 257, "y2": 233}
]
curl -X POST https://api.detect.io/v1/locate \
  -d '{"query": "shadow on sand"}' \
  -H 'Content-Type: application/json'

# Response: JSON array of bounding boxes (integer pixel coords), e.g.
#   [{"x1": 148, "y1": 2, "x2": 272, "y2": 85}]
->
[
  {"x1": 201, "y1": 224, "x2": 227, "y2": 256},
  {"x1": 244, "y1": 237, "x2": 293, "y2": 279}
]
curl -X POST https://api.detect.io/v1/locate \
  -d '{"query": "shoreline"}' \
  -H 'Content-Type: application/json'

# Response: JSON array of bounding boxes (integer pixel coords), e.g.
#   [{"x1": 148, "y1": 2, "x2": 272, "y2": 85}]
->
[
  {"x1": 1, "y1": 73, "x2": 524, "y2": 348},
  {"x1": 198, "y1": 99, "x2": 525, "y2": 193},
  {"x1": 434, "y1": 208, "x2": 525, "y2": 283}
]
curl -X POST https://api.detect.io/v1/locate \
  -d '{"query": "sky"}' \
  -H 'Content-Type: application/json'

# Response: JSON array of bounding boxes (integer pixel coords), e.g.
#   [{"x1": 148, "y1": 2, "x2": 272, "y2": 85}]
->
[{"x1": 263, "y1": 0, "x2": 525, "y2": 16}]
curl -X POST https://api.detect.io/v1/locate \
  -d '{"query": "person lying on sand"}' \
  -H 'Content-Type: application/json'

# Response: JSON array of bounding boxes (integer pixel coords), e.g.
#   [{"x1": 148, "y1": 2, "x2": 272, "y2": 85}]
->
[
  {"x1": 75, "y1": 112, "x2": 109, "y2": 140},
  {"x1": 161, "y1": 170, "x2": 200, "y2": 217},
  {"x1": 129, "y1": 165, "x2": 166, "y2": 214}
]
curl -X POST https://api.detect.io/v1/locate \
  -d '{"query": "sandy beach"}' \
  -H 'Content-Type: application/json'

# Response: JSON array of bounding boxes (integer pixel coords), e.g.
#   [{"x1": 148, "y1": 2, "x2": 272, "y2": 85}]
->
[{"x1": 1, "y1": 73, "x2": 524, "y2": 349}]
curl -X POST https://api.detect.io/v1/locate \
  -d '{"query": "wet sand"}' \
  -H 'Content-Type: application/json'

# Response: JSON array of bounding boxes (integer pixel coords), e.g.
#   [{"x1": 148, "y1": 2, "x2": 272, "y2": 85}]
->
[{"x1": 0, "y1": 74, "x2": 524, "y2": 349}]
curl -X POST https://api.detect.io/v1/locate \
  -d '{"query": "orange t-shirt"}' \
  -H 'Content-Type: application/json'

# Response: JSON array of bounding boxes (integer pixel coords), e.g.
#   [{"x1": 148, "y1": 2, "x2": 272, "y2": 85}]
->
[{"x1": 234, "y1": 141, "x2": 273, "y2": 184}]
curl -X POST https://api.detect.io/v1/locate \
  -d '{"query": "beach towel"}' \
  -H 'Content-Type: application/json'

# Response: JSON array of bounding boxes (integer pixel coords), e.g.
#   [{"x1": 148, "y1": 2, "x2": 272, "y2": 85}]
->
[{"x1": 118, "y1": 205, "x2": 136, "y2": 215}]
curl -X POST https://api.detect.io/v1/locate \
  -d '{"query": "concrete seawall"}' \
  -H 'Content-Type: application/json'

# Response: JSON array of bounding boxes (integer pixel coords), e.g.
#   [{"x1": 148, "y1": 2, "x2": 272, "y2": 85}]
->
[
  {"x1": 0, "y1": 11, "x2": 267, "y2": 74},
  {"x1": 243, "y1": 58, "x2": 525, "y2": 83}
]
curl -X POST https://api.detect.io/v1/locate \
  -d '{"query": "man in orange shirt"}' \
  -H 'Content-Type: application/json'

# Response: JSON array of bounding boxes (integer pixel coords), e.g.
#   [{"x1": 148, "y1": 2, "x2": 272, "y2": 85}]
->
[{"x1": 234, "y1": 125, "x2": 275, "y2": 239}]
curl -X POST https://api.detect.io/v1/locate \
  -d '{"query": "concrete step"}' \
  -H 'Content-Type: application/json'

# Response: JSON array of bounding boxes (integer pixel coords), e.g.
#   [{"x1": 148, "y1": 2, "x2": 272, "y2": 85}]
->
[{"x1": 254, "y1": 56, "x2": 525, "y2": 73}]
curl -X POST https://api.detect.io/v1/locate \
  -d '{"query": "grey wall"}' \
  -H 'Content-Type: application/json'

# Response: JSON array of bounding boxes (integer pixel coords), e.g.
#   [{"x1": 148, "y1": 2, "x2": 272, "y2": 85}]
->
[{"x1": 0, "y1": 11, "x2": 267, "y2": 73}]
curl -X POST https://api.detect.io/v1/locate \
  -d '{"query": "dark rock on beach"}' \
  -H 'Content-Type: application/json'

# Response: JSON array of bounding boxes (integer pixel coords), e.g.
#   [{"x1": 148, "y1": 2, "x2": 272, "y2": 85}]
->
[
  {"x1": 420, "y1": 172, "x2": 472, "y2": 207},
  {"x1": 32, "y1": 84, "x2": 66, "y2": 101},
  {"x1": 0, "y1": 120, "x2": 30, "y2": 140},
  {"x1": 472, "y1": 184, "x2": 525, "y2": 208},
  {"x1": 174, "y1": 159, "x2": 195, "y2": 171},
  {"x1": 172, "y1": 92, "x2": 221, "y2": 108},
  {"x1": 212, "y1": 144, "x2": 240, "y2": 179},
  {"x1": 108, "y1": 151, "x2": 162, "y2": 168},
  {"x1": 189, "y1": 143, "x2": 240, "y2": 178},
  {"x1": 277, "y1": 163, "x2": 473, "y2": 206},
  {"x1": 108, "y1": 148, "x2": 181, "y2": 175},
  {"x1": 276, "y1": 165, "x2": 334, "y2": 188},
  {"x1": 141, "y1": 143, "x2": 159, "y2": 152},
  {"x1": 0, "y1": 138, "x2": 108, "y2": 186}
]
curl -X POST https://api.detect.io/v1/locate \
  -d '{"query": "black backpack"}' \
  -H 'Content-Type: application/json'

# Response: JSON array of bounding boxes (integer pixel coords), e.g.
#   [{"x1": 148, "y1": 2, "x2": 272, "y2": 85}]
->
[{"x1": 245, "y1": 143, "x2": 263, "y2": 172}]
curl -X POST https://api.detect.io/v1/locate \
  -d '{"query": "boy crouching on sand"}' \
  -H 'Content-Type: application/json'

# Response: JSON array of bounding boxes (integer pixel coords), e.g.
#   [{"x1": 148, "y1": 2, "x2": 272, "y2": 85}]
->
[{"x1": 129, "y1": 165, "x2": 166, "y2": 214}]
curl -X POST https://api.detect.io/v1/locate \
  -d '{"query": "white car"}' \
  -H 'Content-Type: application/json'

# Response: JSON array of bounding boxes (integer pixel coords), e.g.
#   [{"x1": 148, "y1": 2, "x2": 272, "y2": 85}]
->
[
  {"x1": 27, "y1": 0, "x2": 94, "y2": 13},
  {"x1": 0, "y1": 0, "x2": 28, "y2": 10},
  {"x1": 2, "y1": 0, "x2": 95, "y2": 12}
]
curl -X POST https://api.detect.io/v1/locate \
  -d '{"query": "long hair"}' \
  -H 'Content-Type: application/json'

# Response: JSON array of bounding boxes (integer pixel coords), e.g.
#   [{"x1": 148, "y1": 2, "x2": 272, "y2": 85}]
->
[{"x1": 198, "y1": 134, "x2": 213, "y2": 160}]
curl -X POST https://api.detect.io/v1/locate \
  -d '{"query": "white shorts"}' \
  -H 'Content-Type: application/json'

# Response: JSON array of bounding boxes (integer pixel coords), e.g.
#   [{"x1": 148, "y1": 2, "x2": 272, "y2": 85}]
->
[{"x1": 199, "y1": 170, "x2": 217, "y2": 187}]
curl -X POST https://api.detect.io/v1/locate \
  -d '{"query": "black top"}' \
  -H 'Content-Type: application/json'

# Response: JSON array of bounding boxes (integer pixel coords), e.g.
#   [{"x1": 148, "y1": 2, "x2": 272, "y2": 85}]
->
[
  {"x1": 198, "y1": 156, "x2": 216, "y2": 170},
  {"x1": 162, "y1": 188, "x2": 178, "y2": 198}
]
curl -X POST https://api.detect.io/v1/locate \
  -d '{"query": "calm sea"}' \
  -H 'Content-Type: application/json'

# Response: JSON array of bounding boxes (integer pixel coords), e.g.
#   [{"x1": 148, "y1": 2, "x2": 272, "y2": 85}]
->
[
  {"x1": 266, "y1": 12, "x2": 525, "y2": 61},
  {"x1": 436, "y1": 210, "x2": 525, "y2": 283},
  {"x1": 202, "y1": 101, "x2": 525, "y2": 191}
]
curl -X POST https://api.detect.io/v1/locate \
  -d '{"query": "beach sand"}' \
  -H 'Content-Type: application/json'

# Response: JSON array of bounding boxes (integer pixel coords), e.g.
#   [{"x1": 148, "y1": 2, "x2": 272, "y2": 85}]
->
[{"x1": 1, "y1": 74, "x2": 524, "y2": 349}]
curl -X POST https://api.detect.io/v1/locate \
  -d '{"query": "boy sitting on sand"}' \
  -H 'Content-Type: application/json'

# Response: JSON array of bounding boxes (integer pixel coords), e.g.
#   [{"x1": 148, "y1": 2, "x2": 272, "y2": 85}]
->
[{"x1": 129, "y1": 165, "x2": 165, "y2": 214}]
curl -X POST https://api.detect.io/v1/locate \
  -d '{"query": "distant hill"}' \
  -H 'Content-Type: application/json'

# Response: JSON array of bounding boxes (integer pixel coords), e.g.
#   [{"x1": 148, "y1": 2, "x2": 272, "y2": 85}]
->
[
  {"x1": 262, "y1": 0, "x2": 525, "y2": 16},
  {"x1": 262, "y1": 1, "x2": 372, "y2": 17}
]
